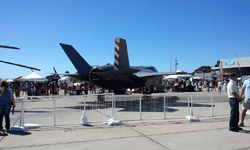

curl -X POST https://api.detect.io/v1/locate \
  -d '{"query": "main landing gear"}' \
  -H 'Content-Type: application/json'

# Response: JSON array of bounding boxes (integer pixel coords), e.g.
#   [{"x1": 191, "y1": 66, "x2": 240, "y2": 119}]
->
[{"x1": 142, "y1": 87, "x2": 153, "y2": 95}]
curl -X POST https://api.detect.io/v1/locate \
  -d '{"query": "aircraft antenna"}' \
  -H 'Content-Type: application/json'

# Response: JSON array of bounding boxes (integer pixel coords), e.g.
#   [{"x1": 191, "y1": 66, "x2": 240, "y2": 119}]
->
[
  {"x1": 170, "y1": 57, "x2": 172, "y2": 72},
  {"x1": 175, "y1": 57, "x2": 178, "y2": 72}
]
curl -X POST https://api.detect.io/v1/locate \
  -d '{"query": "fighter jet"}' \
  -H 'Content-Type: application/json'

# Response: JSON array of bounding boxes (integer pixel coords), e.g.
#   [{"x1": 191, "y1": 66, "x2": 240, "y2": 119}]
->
[
  {"x1": 0, "y1": 45, "x2": 41, "y2": 71},
  {"x1": 46, "y1": 67, "x2": 61, "y2": 82},
  {"x1": 59, "y1": 37, "x2": 175, "y2": 94}
]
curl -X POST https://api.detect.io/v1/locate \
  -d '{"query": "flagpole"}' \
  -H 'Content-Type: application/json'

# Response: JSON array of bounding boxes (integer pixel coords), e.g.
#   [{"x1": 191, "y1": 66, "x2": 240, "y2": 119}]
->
[{"x1": 220, "y1": 61, "x2": 223, "y2": 81}]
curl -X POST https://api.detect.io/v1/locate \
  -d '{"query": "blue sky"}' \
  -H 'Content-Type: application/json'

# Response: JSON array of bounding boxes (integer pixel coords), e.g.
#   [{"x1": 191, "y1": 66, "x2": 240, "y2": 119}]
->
[{"x1": 1, "y1": 0, "x2": 249, "y2": 79}]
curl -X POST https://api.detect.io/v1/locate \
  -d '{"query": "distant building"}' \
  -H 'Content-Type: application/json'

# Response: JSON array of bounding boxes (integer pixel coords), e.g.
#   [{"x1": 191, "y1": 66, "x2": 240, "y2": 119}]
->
[
  {"x1": 194, "y1": 72, "x2": 213, "y2": 80},
  {"x1": 212, "y1": 57, "x2": 250, "y2": 77}
]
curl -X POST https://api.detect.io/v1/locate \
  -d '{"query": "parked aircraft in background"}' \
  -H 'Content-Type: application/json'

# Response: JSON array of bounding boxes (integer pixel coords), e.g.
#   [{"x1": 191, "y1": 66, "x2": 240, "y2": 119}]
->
[
  {"x1": 46, "y1": 67, "x2": 61, "y2": 82},
  {"x1": 0, "y1": 45, "x2": 41, "y2": 71},
  {"x1": 59, "y1": 37, "x2": 175, "y2": 94}
]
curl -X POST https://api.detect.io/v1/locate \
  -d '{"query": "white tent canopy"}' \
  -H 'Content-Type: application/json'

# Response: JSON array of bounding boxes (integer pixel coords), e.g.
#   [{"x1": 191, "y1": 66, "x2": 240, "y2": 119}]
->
[
  {"x1": 163, "y1": 74, "x2": 193, "y2": 80},
  {"x1": 21, "y1": 72, "x2": 48, "y2": 81},
  {"x1": 6, "y1": 79, "x2": 14, "y2": 83}
]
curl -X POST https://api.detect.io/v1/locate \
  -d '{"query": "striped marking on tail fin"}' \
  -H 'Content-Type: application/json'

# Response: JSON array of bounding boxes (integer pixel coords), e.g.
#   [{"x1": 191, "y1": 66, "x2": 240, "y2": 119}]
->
[{"x1": 114, "y1": 37, "x2": 120, "y2": 70}]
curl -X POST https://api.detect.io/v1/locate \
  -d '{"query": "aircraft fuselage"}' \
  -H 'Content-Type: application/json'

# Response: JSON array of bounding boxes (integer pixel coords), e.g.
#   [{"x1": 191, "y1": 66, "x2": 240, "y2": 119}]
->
[{"x1": 88, "y1": 64, "x2": 161, "y2": 89}]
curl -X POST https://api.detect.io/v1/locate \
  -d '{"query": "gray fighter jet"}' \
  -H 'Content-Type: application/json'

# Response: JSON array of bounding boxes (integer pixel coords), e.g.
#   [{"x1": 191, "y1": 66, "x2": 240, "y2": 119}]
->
[{"x1": 59, "y1": 37, "x2": 175, "y2": 94}]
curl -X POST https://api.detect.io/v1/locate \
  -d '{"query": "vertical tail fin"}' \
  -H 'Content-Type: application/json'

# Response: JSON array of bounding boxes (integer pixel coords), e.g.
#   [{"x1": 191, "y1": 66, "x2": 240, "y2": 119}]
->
[
  {"x1": 60, "y1": 43, "x2": 92, "y2": 76},
  {"x1": 114, "y1": 37, "x2": 130, "y2": 70}
]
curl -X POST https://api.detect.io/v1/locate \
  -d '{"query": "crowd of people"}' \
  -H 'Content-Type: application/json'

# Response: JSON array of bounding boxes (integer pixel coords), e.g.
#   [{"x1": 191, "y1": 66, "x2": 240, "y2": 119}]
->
[
  {"x1": 3, "y1": 78, "x2": 244, "y2": 98},
  {"x1": 164, "y1": 77, "x2": 243, "y2": 93},
  {"x1": 3, "y1": 81, "x2": 100, "y2": 98},
  {"x1": 6, "y1": 81, "x2": 60, "y2": 98}
]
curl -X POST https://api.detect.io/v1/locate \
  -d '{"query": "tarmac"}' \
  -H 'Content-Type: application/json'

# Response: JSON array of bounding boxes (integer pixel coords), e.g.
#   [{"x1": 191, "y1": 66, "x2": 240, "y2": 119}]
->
[{"x1": 1, "y1": 90, "x2": 250, "y2": 150}]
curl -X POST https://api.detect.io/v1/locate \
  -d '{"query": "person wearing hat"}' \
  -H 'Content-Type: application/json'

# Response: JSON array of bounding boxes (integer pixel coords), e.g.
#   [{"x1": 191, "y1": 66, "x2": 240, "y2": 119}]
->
[{"x1": 227, "y1": 72, "x2": 242, "y2": 132}]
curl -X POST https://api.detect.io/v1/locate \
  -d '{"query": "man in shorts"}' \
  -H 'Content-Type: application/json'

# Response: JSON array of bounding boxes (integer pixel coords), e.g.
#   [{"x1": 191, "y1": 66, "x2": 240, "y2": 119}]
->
[{"x1": 239, "y1": 78, "x2": 250, "y2": 127}]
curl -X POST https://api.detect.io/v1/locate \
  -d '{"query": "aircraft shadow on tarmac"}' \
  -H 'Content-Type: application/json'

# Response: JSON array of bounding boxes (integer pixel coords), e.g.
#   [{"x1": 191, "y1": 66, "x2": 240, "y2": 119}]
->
[
  {"x1": 9, "y1": 131, "x2": 32, "y2": 136},
  {"x1": 64, "y1": 96, "x2": 215, "y2": 113},
  {"x1": 14, "y1": 110, "x2": 52, "y2": 113}
]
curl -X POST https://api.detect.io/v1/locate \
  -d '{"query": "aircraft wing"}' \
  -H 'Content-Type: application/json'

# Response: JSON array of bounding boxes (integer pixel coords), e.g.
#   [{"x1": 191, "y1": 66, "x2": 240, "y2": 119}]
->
[
  {"x1": 0, "y1": 60, "x2": 41, "y2": 71},
  {"x1": 135, "y1": 72, "x2": 176, "y2": 79},
  {"x1": 0, "y1": 45, "x2": 40, "y2": 71},
  {"x1": 0, "y1": 45, "x2": 20, "y2": 50},
  {"x1": 53, "y1": 73, "x2": 89, "y2": 81}
]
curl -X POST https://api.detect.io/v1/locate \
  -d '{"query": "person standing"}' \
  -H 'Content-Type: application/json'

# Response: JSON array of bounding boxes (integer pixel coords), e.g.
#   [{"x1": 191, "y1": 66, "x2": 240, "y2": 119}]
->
[
  {"x1": 227, "y1": 72, "x2": 242, "y2": 132},
  {"x1": 64, "y1": 83, "x2": 68, "y2": 95},
  {"x1": 238, "y1": 78, "x2": 250, "y2": 127},
  {"x1": 0, "y1": 80, "x2": 16, "y2": 132},
  {"x1": 204, "y1": 80, "x2": 207, "y2": 91},
  {"x1": 27, "y1": 84, "x2": 32, "y2": 99}
]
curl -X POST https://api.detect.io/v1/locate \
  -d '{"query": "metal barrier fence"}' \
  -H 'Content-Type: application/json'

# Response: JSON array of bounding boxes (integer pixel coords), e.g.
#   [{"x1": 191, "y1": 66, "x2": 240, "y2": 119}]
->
[
  {"x1": 7, "y1": 97, "x2": 23, "y2": 128},
  {"x1": 189, "y1": 92, "x2": 229, "y2": 118},
  {"x1": 9, "y1": 92, "x2": 230, "y2": 128},
  {"x1": 110, "y1": 94, "x2": 188, "y2": 121}
]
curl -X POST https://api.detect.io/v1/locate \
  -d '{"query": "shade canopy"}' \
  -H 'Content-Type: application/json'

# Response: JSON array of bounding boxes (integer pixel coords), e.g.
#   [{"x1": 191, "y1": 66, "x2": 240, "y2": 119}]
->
[
  {"x1": 6, "y1": 79, "x2": 13, "y2": 82},
  {"x1": 163, "y1": 74, "x2": 193, "y2": 80},
  {"x1": 21, "y1": 72, "x2": 48, "y2": 81}
]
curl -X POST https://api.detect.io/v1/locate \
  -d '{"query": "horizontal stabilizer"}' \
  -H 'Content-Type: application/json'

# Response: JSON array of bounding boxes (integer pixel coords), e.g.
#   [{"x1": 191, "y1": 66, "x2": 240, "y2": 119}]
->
[
  {"x1": 135, "y1": 72, "x2": 176, "y2": 78},
  {"x1": 60, "y1": 43, "x2": 92, "y2": 76}
]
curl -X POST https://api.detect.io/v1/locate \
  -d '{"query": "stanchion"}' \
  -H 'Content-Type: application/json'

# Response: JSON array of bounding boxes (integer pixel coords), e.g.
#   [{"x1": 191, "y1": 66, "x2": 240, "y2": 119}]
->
[
  {"x1": 106, "y1": 93, "x2": 122, "y2": 126},
  {"x1": 10, "y1": 97, "x2": 28, "y2": 133},
  {"x1": 211, "y1": 93, "x2": 214, "y2": 117},
  {"x1": 81, "y1": 95, "x2": 88, "y2": 125},
  {"x1": 54, "y1": 96, "x2": 56, "y2": 126},
  {"x1": 186, "y1": 95, "x2": 200, "y2": 122},
  {"x1": 164, "y1": 96, "x2": 166, "y2": 119},
  {"x1": 139, "y1": 95, "x2": 142, "y2": 120}
]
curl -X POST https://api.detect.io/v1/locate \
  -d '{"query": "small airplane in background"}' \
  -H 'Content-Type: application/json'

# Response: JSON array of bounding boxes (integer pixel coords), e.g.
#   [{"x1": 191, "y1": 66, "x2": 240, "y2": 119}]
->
[
  {"x1": 0, "y1": 45, "x2": 41, "y2": 71},
  {"x1": 46, "y1": 67, "x2": 61, "y2": 82},
  {"x1": 59, "y1": 37, "x2": 175, "y2": 94}
]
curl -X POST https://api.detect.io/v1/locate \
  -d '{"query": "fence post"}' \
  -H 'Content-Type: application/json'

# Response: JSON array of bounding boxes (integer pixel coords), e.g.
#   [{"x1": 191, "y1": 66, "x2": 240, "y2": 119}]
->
[
  {"x1": 188, "y1": 95, "x2": 190, "y2": 116},
  {"x1": 112, "y1": 93, "x2": 115, "y2": 120},
  {"x1": 81, "y1": 95, "x2": 89, "y2": 125},
  {"x1": 84, "y1": 95, "x2": 86, "y2": 112},
  {"x1": 139, "y1": 95, "x2": 142, "y2": 120},
  {"x1": 211, "y1": 93, "x2": 214, "y2": 117},
  {"x1": 186, "y1": 94, "x2": 200, "y2": 122},
  {"x1": 10, "y1": 96, "x2": 27, "y2": 132},
  {"x1": 53, "y1": 97, "x2": 56, "y2": 126},
  {"x1": 191, "y1": 95, "x2": 193, "y2": 117},
  {"x1": 113, "y1": 94, "x2": 116, "y2": 120},
  {"x1": 21, "y1": 97, "x2": 25, "y2": 127},
  {"x1": 164, "y1": 95, "x2": 166, "y2": 119}
]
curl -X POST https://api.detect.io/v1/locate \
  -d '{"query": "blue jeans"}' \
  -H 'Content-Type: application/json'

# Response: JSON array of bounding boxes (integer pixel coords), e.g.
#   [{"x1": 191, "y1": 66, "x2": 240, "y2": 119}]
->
[
  {"x1": 0, "y1": 104, "x2": 11, "y2": 130},
  {"x1": 229, "y1": 98, "x2": 239, "y2": 130}
]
